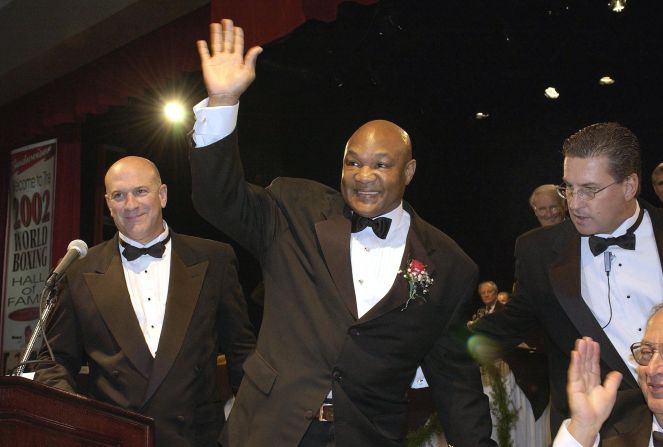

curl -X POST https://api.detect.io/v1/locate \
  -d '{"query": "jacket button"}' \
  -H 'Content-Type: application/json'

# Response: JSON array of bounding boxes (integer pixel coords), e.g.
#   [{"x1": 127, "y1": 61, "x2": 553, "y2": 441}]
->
[
  {"x1": 305, "y1": 409, "x2": 314, "y2": 420},
  {"x1": 332, "y1": 370, "x2": 343, "y2": 382},
  {"x1": 176, "y1": 415, "x2": 185, "y2": 423},
  {"x1": 111, "y1": 370, "x2": 120, "y2": 377},
  {"x1": 349, "y1": 328, "x2": 360, "y2": 336}
]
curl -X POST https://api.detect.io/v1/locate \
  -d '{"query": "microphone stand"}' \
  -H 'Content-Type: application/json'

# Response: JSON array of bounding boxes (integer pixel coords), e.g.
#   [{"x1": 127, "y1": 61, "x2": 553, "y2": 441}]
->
[{"x1": 13, "y1": 284, "x2": 58, "y2": 376}]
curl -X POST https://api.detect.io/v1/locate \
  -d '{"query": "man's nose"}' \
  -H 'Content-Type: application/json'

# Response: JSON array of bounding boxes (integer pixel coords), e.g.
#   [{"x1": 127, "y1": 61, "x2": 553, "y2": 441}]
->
[
  {"x1": 356, "y1": 166, "x2": 376, "y2": 182},
  {"x1": 649, "y1": 351, "x2": 663, "y2": 372},
  {"x1": 565, "y1": 194, "x2": 579, "y2": 210},
  {"x1": 124, "y1": 192, "x2": 139, "y2": 208}
]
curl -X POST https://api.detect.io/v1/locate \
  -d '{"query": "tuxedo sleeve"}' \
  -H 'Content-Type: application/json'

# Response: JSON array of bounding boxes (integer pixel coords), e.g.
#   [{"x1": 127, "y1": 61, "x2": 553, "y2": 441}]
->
[
  {"x1": 421, "y1": 263, "x2": 497, "y2": 447},
  {"x1": 472, "y1": 235, "x2": 540, "y2": 350},
  {"x1": 215, "y1": 246, "x2": 256, "y2": 393},
  {"x1": 190, "y1": 131, "x2": 283, "y2": 258},
  {"x1": 33, "y1": 276, "x2": 84, "y2": 393}
]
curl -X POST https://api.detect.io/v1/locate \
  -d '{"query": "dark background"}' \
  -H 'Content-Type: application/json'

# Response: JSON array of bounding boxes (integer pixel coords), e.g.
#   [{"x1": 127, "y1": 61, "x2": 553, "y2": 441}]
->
[{"x1": 78, "y1": 0, "x2": 663, "y2": 311}]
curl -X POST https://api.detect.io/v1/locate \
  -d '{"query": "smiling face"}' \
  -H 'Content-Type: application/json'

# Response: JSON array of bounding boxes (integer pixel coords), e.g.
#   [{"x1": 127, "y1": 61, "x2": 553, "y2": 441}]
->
[
  {"x1": 105, "y1": 156, "x2": 167, "y2": 244},
  {"x1": 341, "y1": 120, "x2": 416, "y2": 218},
  {"x1": 563, "y1": 155, "x2": 637, "y2": 235},
  {"x1": 639, "y1": 310, "x2": 663, "y2": 419},
  {"x1": 531, "y1": 189, "x2": 565, "y2": 227}
]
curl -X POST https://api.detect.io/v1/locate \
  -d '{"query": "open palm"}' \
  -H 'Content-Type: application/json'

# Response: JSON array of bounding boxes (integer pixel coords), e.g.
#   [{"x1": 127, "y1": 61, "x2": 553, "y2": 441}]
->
[{"x1": 196, "y1": 19, "x2": 262, "y2": 106}]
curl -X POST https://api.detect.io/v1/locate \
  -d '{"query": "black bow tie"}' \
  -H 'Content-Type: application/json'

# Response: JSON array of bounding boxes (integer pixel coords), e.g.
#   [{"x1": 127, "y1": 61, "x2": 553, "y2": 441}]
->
[
  {"x1": 653, "y1": 431, "x2": 663, "y2": 447},
  {"x1": 587, "y1": 208, "x2": 644, "y2": 256},
  {"x1": 121, "y1": 233, "x2": 171, "y2": 261},
  {"x1": 351, "y1": 214, "x2": 392, "y2": 239}
]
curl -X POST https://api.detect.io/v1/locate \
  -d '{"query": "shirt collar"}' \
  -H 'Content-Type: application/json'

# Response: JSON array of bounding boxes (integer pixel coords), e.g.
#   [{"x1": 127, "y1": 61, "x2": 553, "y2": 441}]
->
[
  {"x1": 380, "y1": 201, "x2": 406, "y2": 229},
  {"x1": 118, "y1": 221, "x2": 170, "y2": 248}
]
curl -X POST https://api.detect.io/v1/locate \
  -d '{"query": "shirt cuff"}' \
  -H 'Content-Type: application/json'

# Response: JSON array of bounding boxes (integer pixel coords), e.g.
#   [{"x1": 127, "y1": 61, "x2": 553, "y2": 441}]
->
[
  {"x1": 552, "y1": 419, "x2": 600, "y2": 447},
  {"x1": 191, "y1": 98, "x2": 239, "y2": 147}
]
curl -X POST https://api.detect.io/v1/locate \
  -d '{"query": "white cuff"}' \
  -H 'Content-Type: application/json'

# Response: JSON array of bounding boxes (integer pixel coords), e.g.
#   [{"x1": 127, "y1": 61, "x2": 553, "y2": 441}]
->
[
  {"x1": 552, "y1": 419, "x2": 600, "y2": 447},
  {"x1": 192, "y1": 98, "x2": 238, "y2": 147}
]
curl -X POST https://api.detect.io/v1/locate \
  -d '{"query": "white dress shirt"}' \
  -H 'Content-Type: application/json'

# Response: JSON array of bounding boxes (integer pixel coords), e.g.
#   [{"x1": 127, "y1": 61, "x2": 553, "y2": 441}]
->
[
  {"x1": 580, "y1": 205, "x2": 663, "y2": 379},
  {"x1": 118, "y1": 222, "x2": 171, "y2": 357},
  {"x1": 192, "y1": 98, "x2": 237, "y2": 146},
  {"x1": 351, "y1": 204, "x2": 410, "y2": 318}
]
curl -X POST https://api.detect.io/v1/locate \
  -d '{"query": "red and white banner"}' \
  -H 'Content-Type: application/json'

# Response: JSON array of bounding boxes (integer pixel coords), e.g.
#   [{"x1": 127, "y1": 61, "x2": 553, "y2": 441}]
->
[{"x1": 2, "y1": 139, "x2": 57, "y2": 372}]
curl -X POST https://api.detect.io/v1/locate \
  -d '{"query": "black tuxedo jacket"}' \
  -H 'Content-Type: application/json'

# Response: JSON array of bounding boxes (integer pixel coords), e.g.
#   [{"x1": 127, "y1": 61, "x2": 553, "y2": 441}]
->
[
  {"x1": 190, "y1": 132, "x2": 495, "y2": 447},
  {"x1": 35, "y1": 232, "x2": 255, "y2": 447},
  {"x1": 475, "y1": 201, "x2": 663, "y2": 437},
  {"x1": 600, "y1": 404, "x2": 652, "y2": 447}
]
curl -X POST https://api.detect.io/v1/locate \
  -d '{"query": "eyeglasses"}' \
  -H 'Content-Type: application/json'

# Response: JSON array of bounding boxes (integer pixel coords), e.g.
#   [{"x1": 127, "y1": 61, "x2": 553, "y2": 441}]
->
[
  {"x1": 556, "y1": 181, "x2": 618, "y2": 201},
  {"x1": 533, "y1": 205, "x2": 561, "y2": 216},
  {"x1": 631, "y1": 341, "x2": 663, "y2": 366}
]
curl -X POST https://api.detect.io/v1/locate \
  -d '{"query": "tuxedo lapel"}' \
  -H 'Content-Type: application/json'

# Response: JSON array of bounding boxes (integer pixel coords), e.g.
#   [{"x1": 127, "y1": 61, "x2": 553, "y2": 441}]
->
[
  {"x1": 143, "y1": 236, "x2": 207, "y2": 404},
  {"x1": 549, "y1": 228, "x2": 637, "y2": 388},
  {"x1": 315, "y1": 214, "x2": 358, "y2": 319},
  {"x1": 358, "y1": 216, "x2": 436, "y2": 322},
  {"x1": 602, "y1": 406, "x2": 652, "y2": 447},
  {"x1": 84, "y1": 236, "x2": 153, "y2": 379}
]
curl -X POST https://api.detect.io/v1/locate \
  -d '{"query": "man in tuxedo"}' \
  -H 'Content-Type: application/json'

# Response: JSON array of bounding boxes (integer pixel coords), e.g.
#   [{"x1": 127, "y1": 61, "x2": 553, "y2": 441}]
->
[
  {"x1": 479, "y1": 281, "x2": 502, "y2": 314},
  {"x1": 552, "y1": 305, "x2": 663, "y2": 447},
  {"x1": 35, "y1": 156, "x2": 255, "y2": 447},
  {"x1": 475, "y1": 122, "x2": 663, "y2": 438},
  {"x1": 530, "y1": 184, "x2": 567, "y2": 227},
  {"x1": 467, "y1": 281, "x2": 503, "y2": 329},
  {"x1": 189, "y1": 19, "x2": 495, "y2": 447}
]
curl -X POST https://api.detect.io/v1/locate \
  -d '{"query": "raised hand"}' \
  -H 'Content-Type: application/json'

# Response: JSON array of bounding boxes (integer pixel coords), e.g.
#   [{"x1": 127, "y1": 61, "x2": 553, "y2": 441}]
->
[
  {"x1": 196, "y1": 19, "x2": 263, "y2": 106},
  {"x1": 566, "y1": 337, "x2": 622, "y2": 447}
]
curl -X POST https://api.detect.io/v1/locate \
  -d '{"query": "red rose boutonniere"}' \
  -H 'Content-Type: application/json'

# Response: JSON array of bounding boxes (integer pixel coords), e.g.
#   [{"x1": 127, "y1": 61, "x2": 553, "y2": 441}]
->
[{"x1": 400, "y1": 259, "x2": 434, "y2": 311}]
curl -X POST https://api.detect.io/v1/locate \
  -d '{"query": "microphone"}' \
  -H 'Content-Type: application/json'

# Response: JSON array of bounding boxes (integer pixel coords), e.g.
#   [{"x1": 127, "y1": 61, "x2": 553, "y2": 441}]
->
[
  {"x1": 45, "y1": 240, "x2": 88, "y2": 289},
  {"x1": 604, "y1": 250, "x2": 613, "y2": 275}
]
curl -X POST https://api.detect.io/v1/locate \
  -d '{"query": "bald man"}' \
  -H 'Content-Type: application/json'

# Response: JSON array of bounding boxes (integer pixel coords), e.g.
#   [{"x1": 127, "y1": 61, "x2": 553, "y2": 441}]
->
[
  {"x1": 35, "y1": 156, "x2": 255, "y2": 447},
  {"x1": 189, "y1": 19, "x2": 494, "y2": 447}
]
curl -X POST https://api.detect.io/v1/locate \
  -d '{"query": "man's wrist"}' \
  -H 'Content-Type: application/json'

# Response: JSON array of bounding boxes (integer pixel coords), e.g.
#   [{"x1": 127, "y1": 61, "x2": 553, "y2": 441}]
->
[
  {"x1": 567, "y1": 419, "x2": 601, "y2": 447},
  {"x1": 208, "y1": 94, "x2": 240, "y2": 107}
]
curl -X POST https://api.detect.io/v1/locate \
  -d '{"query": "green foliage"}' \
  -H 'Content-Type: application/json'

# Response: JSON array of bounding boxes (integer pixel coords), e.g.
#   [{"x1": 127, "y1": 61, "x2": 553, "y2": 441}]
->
[
  {"x1": 483, "y1": 362, "x2": 519, "y2": 447},
  {"x1": 404, "y1": 361, "x2": 518, "y2": 447},
  {"x1": 405, "y1": 412, "x2": 442, "y2": 447}
]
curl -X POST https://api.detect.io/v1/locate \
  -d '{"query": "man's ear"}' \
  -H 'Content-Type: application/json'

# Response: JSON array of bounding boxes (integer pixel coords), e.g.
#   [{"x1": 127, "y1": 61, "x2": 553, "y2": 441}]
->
[
  {"x1": 623, "y1": 173, "x2": 639, "y2": 200},
  {"x1": 159, "y1": 184, "x2": 168, "y2": 208},
  {"x1": 404, "y1": 159, "x2": 417, "y2": 185}
]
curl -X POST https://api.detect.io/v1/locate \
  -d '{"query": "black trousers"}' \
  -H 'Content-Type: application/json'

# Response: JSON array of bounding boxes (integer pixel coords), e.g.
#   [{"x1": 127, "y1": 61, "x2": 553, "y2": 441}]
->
[{"x1": 298, "y1": 420, "x2": 335, "y2": 447}]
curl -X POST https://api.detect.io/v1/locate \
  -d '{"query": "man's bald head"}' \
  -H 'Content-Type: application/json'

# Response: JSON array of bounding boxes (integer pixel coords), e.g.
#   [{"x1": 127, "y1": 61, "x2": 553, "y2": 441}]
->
[
  {"x1": 105, "y1": 156, "x2": 161, "y2": 191},
  {"x1": 347, "y1": 120, "x2": 412, "y2": 160}
]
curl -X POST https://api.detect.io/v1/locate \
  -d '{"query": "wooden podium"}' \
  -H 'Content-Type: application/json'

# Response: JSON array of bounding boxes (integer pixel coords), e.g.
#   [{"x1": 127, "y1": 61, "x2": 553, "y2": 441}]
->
[{"x1": 0, "y1": 376, "x2": 154, "y2": 446}]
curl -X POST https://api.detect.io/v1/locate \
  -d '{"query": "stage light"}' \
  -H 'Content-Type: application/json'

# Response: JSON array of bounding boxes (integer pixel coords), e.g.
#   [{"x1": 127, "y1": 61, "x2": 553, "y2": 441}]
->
[
  {"x1": 475, "y1": 112, "x2": 490, "y2": 120},
  {"x1": 599, "y1": 76, "x2": 615, "y2": 85},
  {"x1": 609, "y1": 0, "x2": 626, "y2": 12},
  {"x1": 164, "y1": 101, "x2": 186, "y2": 123},
  {"x1": 544, "y1": 87, "x2": 559, "y2": 99}
]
